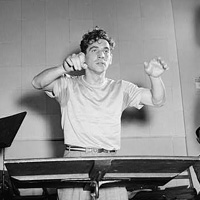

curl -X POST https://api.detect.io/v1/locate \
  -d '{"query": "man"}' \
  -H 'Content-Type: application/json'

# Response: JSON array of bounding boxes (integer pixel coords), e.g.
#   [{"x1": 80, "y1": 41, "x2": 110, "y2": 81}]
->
[{"x1": 32, "y1": 27, "x2": 168, "y2": 200}]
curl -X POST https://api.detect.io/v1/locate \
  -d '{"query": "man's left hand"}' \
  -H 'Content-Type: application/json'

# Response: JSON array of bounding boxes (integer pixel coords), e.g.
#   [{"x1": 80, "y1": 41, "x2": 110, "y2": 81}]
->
[{"x1": 144, "y1": 57, "x2": 169, "y2": 78}]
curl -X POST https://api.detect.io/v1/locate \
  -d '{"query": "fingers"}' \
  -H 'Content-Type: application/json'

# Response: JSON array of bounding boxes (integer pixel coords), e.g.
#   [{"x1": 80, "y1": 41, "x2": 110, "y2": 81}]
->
[
  {"x1": 143, "y1": 57, "x2": 169, "y2": 78},
  {"x1": 79, "y1": 52, "x2": 88, "y2": 69},
  {"x1": 65, "y1": 57, "x2": 75, "y2": 70},
  {"x1": 72, "y1": 53, "x2": 81, "y2": 70},
  {"x1": 144, "y1": 57, "x2": 169, "y2": 71},
  {"x1": 156, "y1": 57, "x2": 169, "y2": 70},
  {"x1": 63, "y1": 52, "x2": 87, "y2": 72}
]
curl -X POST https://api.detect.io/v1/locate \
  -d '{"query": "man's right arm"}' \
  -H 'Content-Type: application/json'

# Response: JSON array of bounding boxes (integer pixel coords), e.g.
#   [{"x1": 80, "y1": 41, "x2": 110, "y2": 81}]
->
[
  {"x1": 32, "y1": 52, "x2": 87, "y2": 92},
  {"x1": 32, "y1": 64, "x2": 67, "y2": 92}
]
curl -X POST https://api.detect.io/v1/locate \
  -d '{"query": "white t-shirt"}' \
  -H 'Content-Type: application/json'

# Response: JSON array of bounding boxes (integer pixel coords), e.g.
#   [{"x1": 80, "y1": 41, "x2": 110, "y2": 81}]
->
[{"x1": 46, "y1": 75, "x2": 144, "y2": 150}]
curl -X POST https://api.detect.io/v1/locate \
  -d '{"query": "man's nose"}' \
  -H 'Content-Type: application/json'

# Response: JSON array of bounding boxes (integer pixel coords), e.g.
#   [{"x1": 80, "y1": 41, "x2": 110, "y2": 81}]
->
[{"x1": 97, "y1": 50, "x2": 105, "y2": 58}]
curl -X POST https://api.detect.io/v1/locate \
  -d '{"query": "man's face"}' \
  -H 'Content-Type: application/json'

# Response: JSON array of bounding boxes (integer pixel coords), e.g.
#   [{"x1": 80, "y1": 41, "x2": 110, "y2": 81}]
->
[{"x1": 85, "y1": 39, "x2": 112, "y2": 74}]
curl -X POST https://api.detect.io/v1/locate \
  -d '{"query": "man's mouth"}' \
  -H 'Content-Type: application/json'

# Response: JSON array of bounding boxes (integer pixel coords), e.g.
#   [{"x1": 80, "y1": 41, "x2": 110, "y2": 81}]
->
[{"x1": 96, "y1": 61, "x2": 106, "y2": 66}]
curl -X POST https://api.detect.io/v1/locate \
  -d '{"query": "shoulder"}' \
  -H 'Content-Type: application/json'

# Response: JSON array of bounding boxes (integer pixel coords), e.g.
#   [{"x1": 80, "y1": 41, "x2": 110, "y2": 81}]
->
[
  {"x1": 113, "y1": 79, "x2": 139, "y2": 91},
  {"x1": 106, "y1": 78, "x2": 125, "y2": 86},
  {"x1": 46, "y1": 74, "x2": 79, "y2": 98}
]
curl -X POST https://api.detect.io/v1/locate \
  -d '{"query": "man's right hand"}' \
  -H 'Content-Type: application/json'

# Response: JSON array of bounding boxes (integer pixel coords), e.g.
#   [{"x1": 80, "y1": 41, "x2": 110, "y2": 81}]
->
[{"x1": 63, "y1": 52, "x2": 88, "y2": 72}]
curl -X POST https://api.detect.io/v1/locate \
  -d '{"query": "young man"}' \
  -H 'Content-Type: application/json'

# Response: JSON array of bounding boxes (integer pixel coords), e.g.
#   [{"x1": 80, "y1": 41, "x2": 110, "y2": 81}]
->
[{"x1": 32, "y1": 27, "x2": 168, "y2": 200}]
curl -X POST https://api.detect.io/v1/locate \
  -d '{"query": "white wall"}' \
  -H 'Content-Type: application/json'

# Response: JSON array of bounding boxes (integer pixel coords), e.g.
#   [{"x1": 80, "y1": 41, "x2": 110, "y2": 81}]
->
[{"x1": 172, "y1": 0, "x2": 200, "y2": 156}]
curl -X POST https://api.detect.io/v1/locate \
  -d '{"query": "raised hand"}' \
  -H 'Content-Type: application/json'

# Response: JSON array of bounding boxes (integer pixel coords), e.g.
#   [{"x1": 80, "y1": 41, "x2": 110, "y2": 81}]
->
[
  {"x1": 144, "y1": 57, "x2": 169, "y2": 78},
  {"x1": 63, "y1": 52, "x2": 88, "y2": 72}
]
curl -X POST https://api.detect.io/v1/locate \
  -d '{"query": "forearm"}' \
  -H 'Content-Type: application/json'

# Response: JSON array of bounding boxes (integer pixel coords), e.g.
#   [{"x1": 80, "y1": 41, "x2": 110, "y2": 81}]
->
[
  {"x1": 149, "y1": 76, "x2": 166, "y2": 106},
  {"x1": 32, "y1": 64, "x2": 66, "y2": 89}
]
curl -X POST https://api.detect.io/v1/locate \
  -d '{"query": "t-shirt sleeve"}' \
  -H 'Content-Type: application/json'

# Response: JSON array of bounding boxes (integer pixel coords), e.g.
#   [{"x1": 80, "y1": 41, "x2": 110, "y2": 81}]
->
[
  {"x1": 122, "y1": 80, "x2": 145, "y2": 110},
  {"x1": 45, "y1": 74, "x2": 69, "y2": 104}
]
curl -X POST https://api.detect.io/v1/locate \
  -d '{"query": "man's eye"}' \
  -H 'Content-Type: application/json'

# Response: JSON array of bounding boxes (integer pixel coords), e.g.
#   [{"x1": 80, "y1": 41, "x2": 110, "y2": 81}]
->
[{"x1": 92, "y1": 49, "x2": 97, "y2": 52}]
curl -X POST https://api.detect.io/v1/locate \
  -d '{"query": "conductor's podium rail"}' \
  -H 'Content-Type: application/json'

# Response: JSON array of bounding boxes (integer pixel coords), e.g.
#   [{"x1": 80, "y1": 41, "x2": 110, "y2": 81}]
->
[{"x1": 4, "y1": 156, "x2": 200, "y2": 199}]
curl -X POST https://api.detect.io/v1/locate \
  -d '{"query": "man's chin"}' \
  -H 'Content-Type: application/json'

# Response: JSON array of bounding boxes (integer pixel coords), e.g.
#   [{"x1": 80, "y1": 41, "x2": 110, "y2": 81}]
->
[{"x1": 89, "y1": 68, "x2": 107, "y2": 75}]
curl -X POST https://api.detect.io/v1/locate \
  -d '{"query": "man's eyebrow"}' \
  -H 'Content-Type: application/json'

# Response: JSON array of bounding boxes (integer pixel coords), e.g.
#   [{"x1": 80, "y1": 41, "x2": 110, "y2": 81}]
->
[
  {"x1": 88, "y1": 46, "x2": 110, "y2": 51},
  {"x1": 88, "y1": 46, "x2": 98, "y2": 51},
  {"x1": 104, "y1": 47, "x2": 110, "y2": 50}
]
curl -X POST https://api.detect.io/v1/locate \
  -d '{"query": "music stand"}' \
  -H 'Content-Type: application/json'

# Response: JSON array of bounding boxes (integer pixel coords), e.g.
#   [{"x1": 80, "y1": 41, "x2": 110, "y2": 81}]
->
[
  {"x1": 4, "y1": 156, "x2": 200, "y2": 199},
  {"x1": 0, "y1": 111, "x2": 27, "y2": 198}
]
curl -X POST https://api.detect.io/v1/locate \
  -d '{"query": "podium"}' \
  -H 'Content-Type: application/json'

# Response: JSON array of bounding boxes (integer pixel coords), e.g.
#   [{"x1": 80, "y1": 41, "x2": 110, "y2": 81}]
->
[
  {"x1": 4, "y1": 155, "x2": 200, "y2": 199},
  {"x1": 0, "y1": 112, "x2": 27, "y2": 199}
]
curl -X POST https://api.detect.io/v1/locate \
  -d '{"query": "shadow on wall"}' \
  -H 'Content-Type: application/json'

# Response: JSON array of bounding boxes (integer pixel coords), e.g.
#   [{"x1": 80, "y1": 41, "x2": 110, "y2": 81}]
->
[
  {"x1": 17, "y1": 92, "x2": 64, "y2": 157},
  {"x1": 194, "y1": 5, "x2": 200, "y2": 136},
  {"x1": 121, "y1": 106, "x2": 148, "y2": 123}
]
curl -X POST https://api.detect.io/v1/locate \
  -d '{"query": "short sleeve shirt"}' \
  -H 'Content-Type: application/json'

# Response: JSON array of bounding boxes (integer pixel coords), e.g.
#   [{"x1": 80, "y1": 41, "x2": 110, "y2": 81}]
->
[{"x1": 46, "y1": 75, "x2": 144, "y2": 150}]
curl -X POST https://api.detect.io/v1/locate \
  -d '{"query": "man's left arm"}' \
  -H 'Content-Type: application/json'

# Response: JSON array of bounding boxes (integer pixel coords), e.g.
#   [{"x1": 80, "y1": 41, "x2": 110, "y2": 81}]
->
[{"x1": 140, "y1": 57, "x2": 169, "y2": 107}]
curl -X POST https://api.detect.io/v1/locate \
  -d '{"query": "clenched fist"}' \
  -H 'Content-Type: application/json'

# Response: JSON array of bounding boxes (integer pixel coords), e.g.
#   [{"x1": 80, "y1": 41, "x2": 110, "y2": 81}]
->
[{"x1": 63, "y1": 52, "x2": 88, "y2": 72}]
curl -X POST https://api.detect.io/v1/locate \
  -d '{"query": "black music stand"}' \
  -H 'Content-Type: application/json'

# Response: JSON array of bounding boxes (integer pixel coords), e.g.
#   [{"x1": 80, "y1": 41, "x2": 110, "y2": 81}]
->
[
  {"x1": 0, "y1": 111, "x2": 27, "y2": 199},
  {"x1": 4, "y1": 156, "x2": 200, "y2": 200}
]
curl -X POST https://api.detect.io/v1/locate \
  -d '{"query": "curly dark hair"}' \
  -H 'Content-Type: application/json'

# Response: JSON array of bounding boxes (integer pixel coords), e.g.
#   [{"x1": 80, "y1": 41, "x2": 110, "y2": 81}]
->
[{"x1": 80, "y1": 27, "x2": 115, "y2": 54}]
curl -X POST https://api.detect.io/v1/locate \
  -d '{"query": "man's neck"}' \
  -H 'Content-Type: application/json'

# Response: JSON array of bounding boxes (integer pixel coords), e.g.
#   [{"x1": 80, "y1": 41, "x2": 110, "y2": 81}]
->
[{"x1": 84, "y1": 71, "x2": 107, "y2": 86}]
